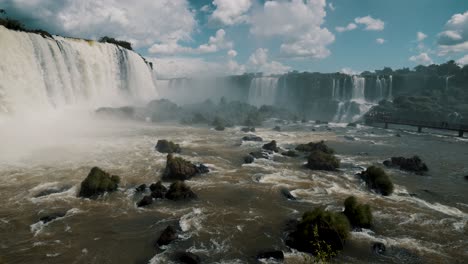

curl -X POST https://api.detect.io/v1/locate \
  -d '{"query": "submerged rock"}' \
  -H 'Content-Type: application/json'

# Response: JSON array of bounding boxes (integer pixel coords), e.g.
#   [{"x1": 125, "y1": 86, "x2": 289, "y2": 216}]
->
[
  {"x1": 241, "y1": 127, "x2": 255, "y2": 132},
  {"x1": 344, "y1": 135, "x2": 356, "y2": 141},
  {"x1": 34, "y1": 185, "x2": 72, "y2": 198},
  {"x1": 195, "y1": 164, "x2": 210, "y2": 174},
  {"x1": 273, "y1": 126, "x2": 281, "y2": 132},
  {"x1": 249, "y1": 151, "x2": 270, "y2": 160},
  {"x1": 156, "y1": 226, "x2": 177, "y2": 247},
  {"x1": 281, "y1": 150, "x2": 299, "y2": 157},
  {"x1": 39, "y1": 212, "x2": 66, "y2": 224},
  {"x1": 78, "y1": 167, "x2": 120, "y2": 198},
  {"x1": 295, "y1": 141, "x2": 335, "y2": 154},
  {"x1": 263, "y1": 140, "x2": 279, "y2": 152},
  {"x1": 256, "y1": 250, "x2": 284, "y2": 261},
  {"x1": 155, "y1": 140, "x2": 181, "y2": 154},
  {"x1": 215, "y1": 125, "x2": 225, "y2": 131},
  {"x1": 150, "y1": 181, "x2": 167, "y2": 199},
  {"x1": 347, "y1": 122, "x2": 358, "y2": 127},
  {"x1": 358, "y1": 166, "x2": 394, "y2": 196},
  {"x1": 163, "y1": 154, "x2": 198, "y2": 181},
  {"x1": 315, "y1": 120, "x2": 329, "y2": 125},
  {"x1": 137, "y1": 195, "x2": 153, "y2": 207},
  {"x1": 343, "y1": 196, "x2": 372, "y2": 229},
  {"x1": 280, "y1": 188, "x2": 296, "y2": 200},
  {"x1": 372, "y1": 242, "x2": 386, "y2": 255},
  {"x1": 306, "y1": 150, "x2": 340, "y2": 171},
  {"x1": 135, "y1": 184, "x2": 147, "y2": 192},
  {"x1": 165, "y1": 181, "x2": 197, "y2": 201},
  {"x1": 244, "y1": 155, "x2": 255, "y2": 164},
  {"x1": 174, "y1": 252, "x2": 201, "y2": 264},
  {"x1": 242, "y1": 135, "x2": 263, "y2": 142},
  {"x1": 383, "y1": 156, "x2": 428, "y2": 175}
]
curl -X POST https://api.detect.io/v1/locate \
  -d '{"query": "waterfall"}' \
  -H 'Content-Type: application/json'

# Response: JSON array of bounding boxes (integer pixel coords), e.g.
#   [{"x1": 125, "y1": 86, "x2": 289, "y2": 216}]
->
[
  {"x1": 388, "y1": 75, "x2": 393, "y2": 100},
  {"x1": 248, "y1": 77, "x2": 279, "y2": 107},
  {"x1": 375, "y1": 76, "x2": 383, "y2": 101},
  {"x1": 351, "y1": 76, "x2": 365, "y2": 102},
  {"x1": 0, "y1": 26, "x2": 157, "y2": 115}
]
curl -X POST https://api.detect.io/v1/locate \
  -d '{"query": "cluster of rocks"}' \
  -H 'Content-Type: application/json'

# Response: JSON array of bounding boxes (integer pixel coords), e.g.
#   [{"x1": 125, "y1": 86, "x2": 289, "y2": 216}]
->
[
  {"x1": 383, "y1": 156, "x2": 428, "y2": 175},
  {"x1": 358, "y1": 166, "x2": 394, "y2": 196}
]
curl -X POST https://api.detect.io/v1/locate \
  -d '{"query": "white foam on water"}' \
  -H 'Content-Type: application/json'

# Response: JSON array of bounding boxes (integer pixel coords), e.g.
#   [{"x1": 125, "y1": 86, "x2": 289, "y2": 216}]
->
[
  {"x1": 179, "y1": 208, "x2": 204, "y2": 232},
  {"x1": 30, "y1": 208, "x2": 82, "y2": 236}
]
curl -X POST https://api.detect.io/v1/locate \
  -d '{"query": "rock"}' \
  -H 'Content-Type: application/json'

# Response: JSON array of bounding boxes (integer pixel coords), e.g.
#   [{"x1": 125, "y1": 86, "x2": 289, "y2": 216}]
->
[
  {"x1": 315, "y1": 120, "x2": 329, "y2": 125},
  {"x1": 286, "y1": 207, "x2": 350, "y2": 255},
  {"x1": 195, "y1": 164, "x2": 210, "y2": 174},
  {"x1": 39, "y1": 212, "x2": 66, "y2": 224},
  {"x1": 244, "y1": 155, "x2": 255, "y2": 164},
  {"x1": 249, "y1": 151, "x2": 270, "y2": 160},
  {"x1": 263, "y1": 140, "x2": 279, "y2": 152},
  {"x1": 383, "y1": 156, "x2": 428, "y2": 175},
  {"x1": 165, "y1": 181, "x2": 197, "y2": 201},
  {"x1": 344, "y1": 135, "x2": 356, "y2": 141},
  {"x1": 135, "y1": 184, "x2": 147, "y2": 192},
  {"x1": 215, "y1": 125, "x2": 225, "y2": 131},
  {"x1": 358, "y1": 166, "x2": 394, "y2": 196},
  {"x1": 256, "y1": 250, "x2": 284, "y2": 261},
  {"x1": 311, "y1": 128, "x2": 316, "y2": 132},
  {"x1": 95, "y1": 106, "x2": 136, "y2": 119},
  {"x1": 241, "y1": 127, "x2": 256, "y2": 132},
  {"x1": 156, "y1": 226, "x2": 177, "y2": 247},
  {"x1": 163, "y1": 154, "x2": 198, "y2": 181},
  {"x1": 273, "y1": 126, "x2": 281, "y2": 132},
  {"x1": 347, "y1": 122, "x2": 358, "y2": 127},
  {"x1": 395, "y1": 133, "x2": 402, "y2": 137},
  {"x1": 155, "y1": 140, "x2": 181, "y2": 154},
  {"x1": 281, "y1": 150, "x2": 299, "y2": 157},
  {"x1": 78, "y1": 167, "x2": 120, "y2": 198},
  {"x1": 34, "y1": 185, "x2": 72, "y2": 198},
  {"x1": 137, "y1": 195, "x2": 153, "y2": 207},
  {"x1": 242, "y1": 135, "x2": 263, "y2": 142},
  {"x1": 295, "y1": 141, "x2": 335, "y2": 154},
  {"x1": 306, "y1": 150, "x2": 340, "y2": 171},
  {"x1": 280, "y1": 188, "x2": 296, "y2": 200},
  {"x1": 150, "y1": 181, "x2": 167, "y2": 199},
  {"x1": 372, "y1": 242, "x2": 386, "y2": 255},
  {"x1": 343, "y1": 196, "x2": 372, "y2": 229},
  {"x1": 174, "y1": 252, "x2": 201, "y2": 264}
]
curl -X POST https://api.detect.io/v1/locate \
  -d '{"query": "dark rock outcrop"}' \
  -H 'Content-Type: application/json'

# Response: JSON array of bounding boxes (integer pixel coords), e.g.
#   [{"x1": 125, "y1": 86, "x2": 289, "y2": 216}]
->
[
  {"x1": 163, "y1": 154, "x2": 198, "y2": 181},
  {"x1": 358, "y1": 166, "x2": 394, "y2": 196},
  {"x1": 306, "y1": 150, "x2": 340, "y2": 171},
  {"x1": 263, "y1": 140, "x2": 279, "y2": 152},
  {"x1": 256, "y1": 250, "x2": 284, "y2": 261},
  {"x1": 156, "y1": 225, "x2": 177, "y2": 247},
  {"x1": 195, "y1": 164, "x2": 210, "y2": 174},
  {"x1": 281, "y1": 150, "x2": 299, "y2": 157},
  {"x1": 135, "y1": 184, "x2": 147, "y2": 192},
  {"x1": 78, "y1": 167, "x2": 120, "y2": 198},
  {"x1": 165, "y1": 181, "x2": 197, "y2": 201},
  {"x1": 241, "y1": 127, "x2": 256, "y2": 132},
  {"x1": 295, "y1": 141, "x2": 335, "y2": 154},
  {"x1": 249, "y1": 151, "x2": 270, "y2": 160},
  {"x1": 242, "y1": 135, "x2": 263, "y2": 142},
  {"x1": 137, "y1": 195, "x2": 153, "y2": 207},
  {"x1": 372, "y1": 242, "x2": 386, "y2": 255},
  {"x1": 155, "y1": 140, "x2": 181, "y2": 154},
  {"x1": 343, "y1": 196, "x2": 372, "y2": 229},
  {"x1": 150, "y1": 181, "x2": 167, "y2": 199},
  {"x1": 244, "y1": 155, "x2": 255, "y2": 164},
  {"x1": 383, "y1": 156, "x2": 428, "y2": 175},
  {"x1": 281, "y1": 188, "x2": 296, "y2": 200},
  {"x1": 39, "y1": 212, "x2": 66, "y2": 224},
  {"x1": 174, "y1": 252, "x2": 201, "y2": 264}
]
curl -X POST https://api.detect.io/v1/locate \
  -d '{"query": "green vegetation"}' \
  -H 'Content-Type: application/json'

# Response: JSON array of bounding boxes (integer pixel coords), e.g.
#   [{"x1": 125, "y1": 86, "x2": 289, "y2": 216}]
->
[
  {"x1": 99, "y1": 36, "x2": 133, "y2": 50},
  {"x1": 343, "y1": 196, "x2": 372, "y2": 228},
  {"x1": 155, "y1": 140, "x2": 181, "y2": 154},
  {"x1": 359, "y1": 166, "x2": 394, "y2": 196},
  {"x1": 296, "y1": 141, "x2": 335, "y2": 154},
  {"x1": 78, "y1": 167, "x2": 120, "y2": 198},
  {"x1": 307, "y1": 150, "x2": 340, "y2": 171}
]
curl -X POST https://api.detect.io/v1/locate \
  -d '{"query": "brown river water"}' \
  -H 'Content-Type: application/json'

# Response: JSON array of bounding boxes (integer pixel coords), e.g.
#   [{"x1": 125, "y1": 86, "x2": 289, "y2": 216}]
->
[{"x1": 0, "y1": 118, "x2": 467, "y2": 263}]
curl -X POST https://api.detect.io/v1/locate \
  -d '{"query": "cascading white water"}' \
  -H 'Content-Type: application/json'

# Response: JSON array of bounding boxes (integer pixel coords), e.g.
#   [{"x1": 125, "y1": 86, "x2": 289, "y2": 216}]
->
[
  {"x1": 375, "y1": 76, "x2": 383, "y2": 101},
  {"x1": 388, "y1": 75, "x2": 393, "y2": 100},
  {"x1": 351, "y1": 76, "x2": 365, "y2": 102},
  {"x1": 0, "y1": 26, "x2": 157, "y2": 115},
  {"x1": 248, "y1": 77, "x2": 279, "y2": 107}
]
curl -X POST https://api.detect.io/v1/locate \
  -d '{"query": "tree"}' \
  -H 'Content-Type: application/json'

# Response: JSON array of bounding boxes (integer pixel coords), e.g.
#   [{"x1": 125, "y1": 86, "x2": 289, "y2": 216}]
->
[{"x1": 0, "y1": 9, "x2": 6, "y2": 15}]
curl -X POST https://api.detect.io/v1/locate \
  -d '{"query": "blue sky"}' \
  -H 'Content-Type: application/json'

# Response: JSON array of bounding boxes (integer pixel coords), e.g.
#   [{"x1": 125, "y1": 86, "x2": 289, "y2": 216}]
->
[{"x1": 1, "y1": 0, "x2": 467, "y2": 78}]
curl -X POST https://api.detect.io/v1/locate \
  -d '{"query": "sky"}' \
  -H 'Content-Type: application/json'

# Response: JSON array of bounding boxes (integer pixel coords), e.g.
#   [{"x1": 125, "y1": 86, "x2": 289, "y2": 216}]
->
[{"x1": 0, "y1": 0, "x2": 467, "y2": 78}]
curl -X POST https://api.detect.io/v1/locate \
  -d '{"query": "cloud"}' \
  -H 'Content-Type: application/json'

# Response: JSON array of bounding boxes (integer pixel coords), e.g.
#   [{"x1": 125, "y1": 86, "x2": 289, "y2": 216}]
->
[
  {"x1": 200, "y1": 5, "x2": 211, "y2": 13},
  {"x1": 376, "y1": 38, "x2": 385, "y2": 44},
  {"x1": 409, "y1": 53, "x2": 433, "y2": 65},
  {"x1": 457, "y1": 54, "x2": 468, "y2": 65},
  {"x1": 209, "y1": 0, "x2": 252, "y2": 26},
  {"x1": 227, "y1": 49, "x2": 237, "y2": 58},
  {"x1": 336, "y1": 23, "x2": 357, "y2": 33},
  {"x1": 437, "y1": 11, "x2": 468, "y2": 55},
  {"x1": 1, "y1": 0, "x2": 196, "y2": 48},
  {"x1": 354, "y1": 16, "x2": 385, "y2": 31},
  {"x1": 328, "y1": 3, "x2": 335, "y2": 11},
  {"x1": 247, "y1": 48, "x2": 290, "y2": 74},
  {"x1": 250, "y1": 0, "x2": 335, "y2": 59},
  {"x1": 340, "y1": 67, "x2": 360, "y2": 75},
  {"x1": 149, "y1": 29, "x2": 232, "y2": 55},
  {"x1": 417, "y1": 31, "x2": 427, "y2": 41}
]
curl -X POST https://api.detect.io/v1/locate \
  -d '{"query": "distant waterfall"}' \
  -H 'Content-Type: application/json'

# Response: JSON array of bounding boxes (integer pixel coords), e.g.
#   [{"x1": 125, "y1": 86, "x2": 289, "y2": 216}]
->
[
  {"x1": 351, "y1": 76, "x2": 365, "y2": 102},
  {"x1": 375, "y1": 75, "x2": 393, "y2": 101},
  {"x1": 388, "y1": 75, "x2": 393, "y2": 99},
  {"x1": 248, "y1": 77, "x2": 279, "y2": 107},
  {"x1": 0, "y1": 26, "x2": 157, "y2": 115}
]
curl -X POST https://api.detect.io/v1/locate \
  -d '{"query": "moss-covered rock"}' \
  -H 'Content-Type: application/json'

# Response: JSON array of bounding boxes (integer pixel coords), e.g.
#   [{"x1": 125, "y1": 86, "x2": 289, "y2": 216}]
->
[
  {"x1": 78, "y1": 167, "x2": 120, "y2": 198},
  {"x1": 165, "y1": 181, "x2": 197, "y2": 201},
  {"x1": 383, "y1": 156, "x2": 428, "y2": 175},
  {"x1": 343, "y1": 196, "x2": 372, "y2": 229},
  {"x1": 358, "y1": 166, "x2": 394, "y2": 196},
  {"x1": 263, "y1": 140, "x2": 279, "y2": 152},
  {"x1": 286, "y1": 208, "x2": 351, "y2": 255},
  {"x1": 296, "y1": 141, "x2": 335, "y2": 154},
  {"x1": 306, "y1": 150, "x2": 340, "y2": 171},
  {"x1": 163, "y1": 154, "x2": 198, "y2": 181},
  {"x1": 155, "y1": 140, "x2": 181, "y2": 154}
]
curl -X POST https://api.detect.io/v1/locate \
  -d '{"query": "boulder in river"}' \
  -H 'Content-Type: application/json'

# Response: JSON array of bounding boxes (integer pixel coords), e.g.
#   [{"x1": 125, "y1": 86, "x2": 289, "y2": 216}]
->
[
  {"x1": 241, "y1": 127, "x2": 255, "y2": 132},
  {"x1": 347, "y1": 122, "x2": 358, "y2": 127},
  {"x1": 281, "y1": 150, "x2": 299, "y2": 157},
  {"x1": 256, "y1": 250, "x2": 284, "y2": 261},
  {"x1": 249, "y1": 151, "x2": 270, "y2": 160},
  {"x1": 242, "y1": 135, "x2": 263, "y2": 142},
  {"x1": 163, "y1": 154, "x2": 198, "y2": 181},
  {"x1": 150, "y1": 181, "x2": 167, "y2": 199},
  {"x1": 195, "y1": 164, "x2": 210, "y2": 174},
  {"x1": 78, "y1": 167, "x2": 120, "y2": 198},
  {"x1": 358, "y1": 166, "x2": 394, "y2": 196},
  {"x1": 306, "y1": 150, "x2": 340, "y2": 171},
  {"x1": 244, "y1": 155, "x2": 255, "y2": 164},
  {"x1": 156, "y1": 225, "x2": 177, "y2": 247},
  {"x1": 174, "y1": 252, "x2": 201, "y2": 264},
  {"x1": 286, "y1": 207, "x2": 350, "y2": 256},
  {"x1": 39, "y1": 212, "x2": 66, "y2": 224},
  {"x1": 280, "y1": 188, "x2": 296, "y2": 200},
  {"x1": 263, "y1": 140, "x2": 279, "y2": 152},
  {"x1": 155, "y1": 140, "x2": 181, "y2": 154},
  {"x1": 165, "y1": 181, "x2": 197, "y2": 201},
  {"x1": 137, "y1": 195, "x2": 153, "y2": 207},
  {"x1": 343, "y1": 196, "x2": 372, "y2": 229},
  {"x1": 295, "y1": 141, "x2": 335, "y2": 154},
  {"x1": 135, "y1": 184, "x2": 147, "y2": 192},
  {"x1": 372, "y1": 242, "x2": 386, "y2": 255},
  {"x1": 383, "y1": 156, "x2": 428, "y2": 175}
]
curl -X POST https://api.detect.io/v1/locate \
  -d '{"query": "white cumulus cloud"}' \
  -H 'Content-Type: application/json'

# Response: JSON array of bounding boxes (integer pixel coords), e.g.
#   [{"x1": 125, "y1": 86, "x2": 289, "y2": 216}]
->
[
  {"x1": 247, "y1": 48, "x2": 290, "y2": 74},
  {"x1": 376, "y1": 38, "x2": 385, "y2": 44},
  {"x1": 417, "y1": 31, "x2": 428, "y2": 41},
  {"x1": 210, "y1": 0, "x2": 252, "y2": 25},
  {"x1": 437, "y1": 11, "x2": 468, "y2": 55},
  {"x1": 354, "y1": 16, "x2": 385, "y2": 31},
  {"x1": 336, "y1": 23, "x2": 357, "y2": 33},
  {"x1": 409, "y1": 53, "x2": 433, "y2": 65},
  {"x1": 457, "y1": 54, "x2": 468, "y2": 65}
]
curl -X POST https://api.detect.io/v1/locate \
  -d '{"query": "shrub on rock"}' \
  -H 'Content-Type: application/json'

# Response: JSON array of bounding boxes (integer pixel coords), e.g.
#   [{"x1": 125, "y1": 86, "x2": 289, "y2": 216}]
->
[
  {"x1": 343, "y1": 196, "x2": 372, "y2": 229},
  {"x1": 78, "y1": 167, "x2": 120, "y2": 198},
  {"x1": 163, "y1": 154, "x2": 198, "y2": 181},
  {"x1": 296, "y1": 141, "x2": 335, "y2": 154},
  {"x1": 165, "y1": 181, "x2": 197, "y2": 201},
  {"x1": 155, "y1": 140, "x2": 181, "y2": 154},
  {"x1": 286, "y1": 208, "x2": 350, "y2": 256},
  {"x1": 307, "y1": 150, "x2": 340, "y2": 171},
  {"x1": 263, "y1": 140, "x2": 279, "y2": 152},
  {"x1": 383, "y1": 156, "x2": 428, "y2": 175},
  {"x1": 358, "y1": 166, "x2": 394, "y2": 196}
]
